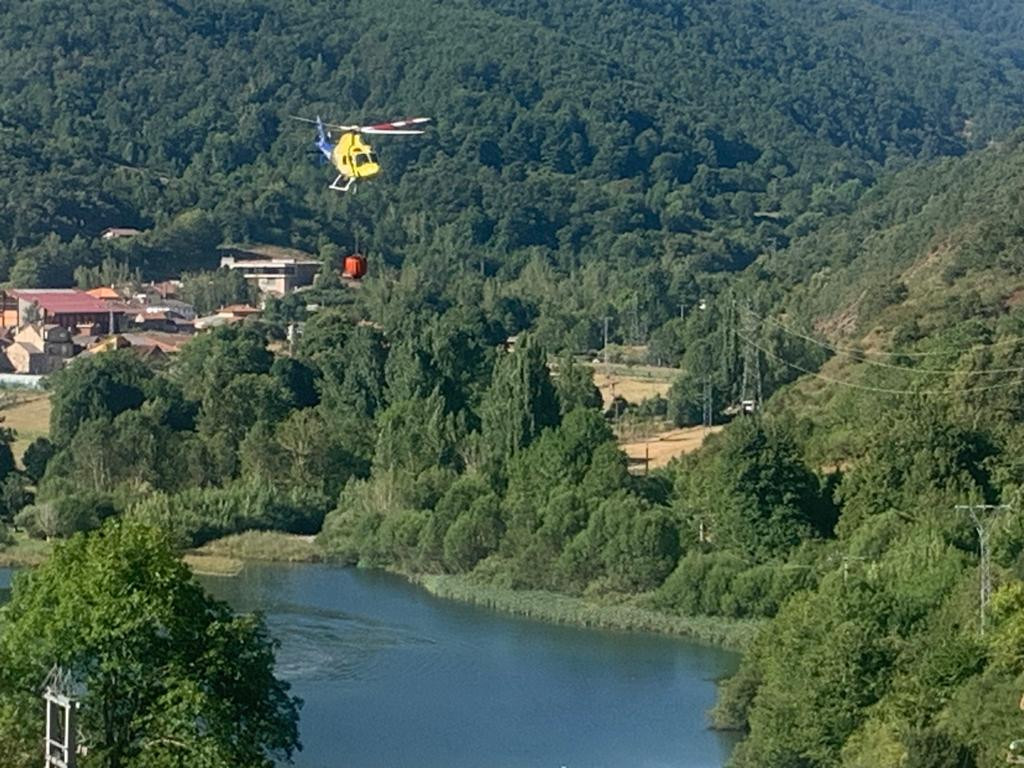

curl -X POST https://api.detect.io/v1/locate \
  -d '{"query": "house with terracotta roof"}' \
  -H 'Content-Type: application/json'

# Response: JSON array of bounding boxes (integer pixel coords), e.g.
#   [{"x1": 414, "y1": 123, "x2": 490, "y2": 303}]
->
[
  {"x1": 87, "y1": 333, "x2": 176, "y2": 362},
  {"x1": 5, "y1": 289, "x2": 127, "y2": 334},
  {"x1": 193, "y1": 304, "x2": 262, "y2": 331},
  {"x1": 85, "y1": 286, "x2": 123, "y2": 301}
]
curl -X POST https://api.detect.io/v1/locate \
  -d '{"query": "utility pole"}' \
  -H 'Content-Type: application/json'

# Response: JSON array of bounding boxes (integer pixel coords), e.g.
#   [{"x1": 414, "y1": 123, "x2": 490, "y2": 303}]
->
[
  {"x1": 602, "y1": 316, "x2": 610, "y2": 365},
  {"x1": 702, "y1": 377, "x2": 713, "y2": 430},
  {"x1": 957, "y1": 503, "x2": 1012, "y2": 635},
  {"x1": 839, "y1": 555, "x2": 868, "y2": 586}
]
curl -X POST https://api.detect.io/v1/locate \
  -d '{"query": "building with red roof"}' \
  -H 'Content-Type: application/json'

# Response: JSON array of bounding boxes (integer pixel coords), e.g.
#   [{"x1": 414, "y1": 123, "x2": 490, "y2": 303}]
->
[{"x1": 5, "y1": 289, "x2": 127, "y2": 334}]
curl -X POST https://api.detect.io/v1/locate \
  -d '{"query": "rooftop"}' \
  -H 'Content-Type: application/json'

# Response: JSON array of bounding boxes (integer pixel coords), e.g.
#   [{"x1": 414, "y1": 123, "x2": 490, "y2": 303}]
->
[
  {"x1": 9, "y1": 289, "x2": 126, "y2": 315},
  {"x1": 218, "y1": 243, "x2": 316, "y2": 261},
  {"x1": 86, "y1": 286, "x2": 122, "y2": 300},
  {"x1": 100, "y1": 227, "x2": 142, "y2": 239},
  {"x1": 218, "y1": 304, "x2": 261, "y2": 315}
]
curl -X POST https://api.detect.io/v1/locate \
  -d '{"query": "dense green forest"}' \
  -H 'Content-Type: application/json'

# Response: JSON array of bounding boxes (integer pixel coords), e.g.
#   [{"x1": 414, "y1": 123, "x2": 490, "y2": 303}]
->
[
  {"x1": 2, "y1": 0, "x2": 1024, "y2": 346},
  {"x1": 3, "y1": 0, "x2": 1024, "y2": 766}
]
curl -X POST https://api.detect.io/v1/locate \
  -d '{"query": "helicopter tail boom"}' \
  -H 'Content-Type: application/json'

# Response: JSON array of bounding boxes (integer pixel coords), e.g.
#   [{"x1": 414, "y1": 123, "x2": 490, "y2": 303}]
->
[{"x1": 314, "y1": 116, "x2": 334, "y2": 159}]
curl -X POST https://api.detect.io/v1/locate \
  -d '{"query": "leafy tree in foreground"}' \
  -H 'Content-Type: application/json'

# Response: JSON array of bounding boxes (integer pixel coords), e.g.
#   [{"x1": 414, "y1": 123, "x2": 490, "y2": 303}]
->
[{"x1": 0, "y1": 520, "x2": 301, "y2": 768}]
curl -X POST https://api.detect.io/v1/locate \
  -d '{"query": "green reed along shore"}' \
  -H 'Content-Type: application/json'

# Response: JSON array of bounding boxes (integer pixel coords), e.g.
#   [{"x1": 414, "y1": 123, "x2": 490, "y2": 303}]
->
[{"x1": 415, "y1": 573, "x2": 761, "y2": 650}]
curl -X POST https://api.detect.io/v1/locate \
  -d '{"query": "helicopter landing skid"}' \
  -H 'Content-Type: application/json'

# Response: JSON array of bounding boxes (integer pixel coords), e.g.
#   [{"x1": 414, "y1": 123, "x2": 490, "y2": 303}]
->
[{"x1": 329, "y1": 175, "x2": 356, "y2": 193}]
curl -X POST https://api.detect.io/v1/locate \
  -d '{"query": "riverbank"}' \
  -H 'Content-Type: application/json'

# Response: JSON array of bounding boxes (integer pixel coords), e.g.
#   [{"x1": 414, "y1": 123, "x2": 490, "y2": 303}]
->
[
  {"x1": 414, "y1": 573, "x2": 762, "y2": 650},
  {"x1": 184, "y1": 531, "x2": 323, "y2": 575},
  {"x1": 4, "y1": 529, "x2": 758, "y2": 650},
  {"x1": 0, "y1": 532, "x2": 52, "y2": 567},
  {"x1": 0, "y1": 530, "x2": 323, "y2": 573}
]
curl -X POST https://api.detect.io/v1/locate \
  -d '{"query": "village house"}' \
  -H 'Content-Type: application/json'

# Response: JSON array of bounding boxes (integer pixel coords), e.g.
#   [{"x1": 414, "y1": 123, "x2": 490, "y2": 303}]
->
[
  {"x1": 193, "y1": 304, "x2": 261, "y2": 330},
  {"x1": 3, "y1": 289, "x2": 127, "y2": 334},
  {"x1": 85, "y1": 286, "x2": 124, "y2": 301},
  {"x1": 143, "y1": 280, "x2": 183, "y2": 300},
  {"x1": 87, "y1": 332, "x2": 186, "y2": 362},
  {"x1": 138, "y1": 298, "x2": 196, "y2": 321},
  {"x1": 3, "y1": 324, "x2": 76, "y2": 374},
  {"x1": 219, "y1": 246, "x2": 320, "y2": 296},
  {"x1": 99, "y1": 227, "x2": 142, "y2": 240}
]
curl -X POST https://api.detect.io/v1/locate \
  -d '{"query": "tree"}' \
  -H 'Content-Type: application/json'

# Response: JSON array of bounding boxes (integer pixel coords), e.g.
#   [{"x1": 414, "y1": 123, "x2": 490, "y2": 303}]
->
[
  {"x1": 0, "y1": 520, "x2": 301, "y2": 768},
  {"x1": 180, "y1": 267, "x2": 256, "y2": 315},
  {"x1": 683, "y1": 417, "x2": 823, "y2": 561},
  {"x1": 479, "y1": 334, "x2": 560, "y2": 474},
  {"x1": 48, "y1": 352, "x2": 153, "y2": 446},
  {"x1": 0, "y1": 474, "x2": 31, "y2": 525},
  {"x1": 553, "y1": 355, "x2": 602, "y2": 415},
  {"x1": 21, "y1": 437, "x2": 55, "y2": 484}
]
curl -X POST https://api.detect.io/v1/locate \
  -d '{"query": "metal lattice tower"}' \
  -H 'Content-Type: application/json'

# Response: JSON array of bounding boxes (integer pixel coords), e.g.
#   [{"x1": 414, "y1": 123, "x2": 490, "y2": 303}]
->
[
  {"x1": 739, "y1": 305, "x2": 762, "y2": 413},
  {"x1": 957, "y1": 503, "x2": 1012, "y2": 635},
  {"x1": 43, "y1": 666, "x2": 79, "y2": 768}
]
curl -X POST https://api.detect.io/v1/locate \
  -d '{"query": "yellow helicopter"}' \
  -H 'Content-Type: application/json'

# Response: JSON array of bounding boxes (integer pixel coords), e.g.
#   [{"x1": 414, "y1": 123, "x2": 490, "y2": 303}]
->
[{"x1": 291, "y1": 115, "x2": 431, "y2": 192}]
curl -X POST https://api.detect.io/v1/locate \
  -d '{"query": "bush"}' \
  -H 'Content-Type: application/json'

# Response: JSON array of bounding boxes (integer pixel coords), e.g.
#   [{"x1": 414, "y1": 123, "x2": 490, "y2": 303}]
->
[
  {"x1": 14, "y1": 492, "x2": 117, "y2": 540},
  {"x1": 654, "y1": 551, "x2": 747, "y2": 616},
  {"x1": 131, "y1": 482, "x2": 328, "y2": 548},
  {"x1": 444, "y1": 506, "x2": 502, "y2": 573},
  {"x1": 0, "y1": 474, "x2": 31, "y2": 523},
  {"x1": 22, "y1": 437, "x2": 55, "y2": 484}
]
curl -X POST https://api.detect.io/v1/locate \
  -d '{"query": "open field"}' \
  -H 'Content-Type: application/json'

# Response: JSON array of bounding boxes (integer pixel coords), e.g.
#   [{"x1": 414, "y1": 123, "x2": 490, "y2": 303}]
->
[
  {"x1": 588, "y1": 362, "x2": 678, "y2": 408},
  {"x1": 0, "y1": 392, "x2": 51, "y2": 461},
  {"x1": 621, "y1": 425, "x2": 724, "y2": 471}
]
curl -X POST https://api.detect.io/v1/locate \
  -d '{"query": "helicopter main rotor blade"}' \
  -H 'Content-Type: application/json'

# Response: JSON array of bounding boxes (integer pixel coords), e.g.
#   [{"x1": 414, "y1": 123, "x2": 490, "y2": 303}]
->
[
  {"x1": 289, "y1": 115, "x2": 431, "y2": 133},
  {"x1": 360, "y1": 117, "x2": 432, "y2": 134},
  {"x1": 360, "y1": 127, "x2": 427, "y2": 135},
  {"x1": 288, "y1": 115, "x2": 361, "y2": 131}
]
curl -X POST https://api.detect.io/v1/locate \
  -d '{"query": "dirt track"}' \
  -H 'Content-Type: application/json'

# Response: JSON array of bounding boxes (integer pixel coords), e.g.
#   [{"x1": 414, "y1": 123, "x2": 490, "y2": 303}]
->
[{"x1": 621, "y1": 425, "x2": 724, "y2": 471}]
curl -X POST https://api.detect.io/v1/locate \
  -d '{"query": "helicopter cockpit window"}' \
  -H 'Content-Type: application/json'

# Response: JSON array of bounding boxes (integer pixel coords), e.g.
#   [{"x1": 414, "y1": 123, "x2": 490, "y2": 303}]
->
[{"x1": 355, "y1": 154, "x2": 370, "y2": 167}]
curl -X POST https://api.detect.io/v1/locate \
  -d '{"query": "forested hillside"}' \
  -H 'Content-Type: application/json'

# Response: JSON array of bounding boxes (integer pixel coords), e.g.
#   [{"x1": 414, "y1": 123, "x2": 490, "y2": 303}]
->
[
  {"x1": 2, "y1": 0, "x2": 1024, "y2": 334},
  {"x1": 0, "y1": 131, "x2": 1022, "y2": 767},
  {"x1": 698, "y1": 130, "x2": 1024, "y2": 768},
  {"x1": 4, "y1": 1, "x2": 1024, "y2": 767}
]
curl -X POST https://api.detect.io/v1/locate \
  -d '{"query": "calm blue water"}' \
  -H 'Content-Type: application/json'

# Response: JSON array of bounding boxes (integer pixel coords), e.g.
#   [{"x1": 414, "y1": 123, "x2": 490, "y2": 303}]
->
[{"x1": 2, "y1": 564, "x2": 738, "y2": 768}]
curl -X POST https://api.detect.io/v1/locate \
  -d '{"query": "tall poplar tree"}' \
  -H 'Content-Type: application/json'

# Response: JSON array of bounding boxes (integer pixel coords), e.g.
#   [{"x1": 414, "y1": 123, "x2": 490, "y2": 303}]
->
[{"x1": 479, "y1": 334, "x2": 560, "y2": 477}]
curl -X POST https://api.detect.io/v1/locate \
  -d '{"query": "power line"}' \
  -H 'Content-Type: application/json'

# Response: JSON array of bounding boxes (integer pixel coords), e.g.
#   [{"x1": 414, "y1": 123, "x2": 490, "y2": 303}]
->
[
  {"x1": 747, "y1": 307, "x2": 1024, "y2": 365},
  {"x1": 737, "y1": 332, "x2": 1024, "y2": 396}
]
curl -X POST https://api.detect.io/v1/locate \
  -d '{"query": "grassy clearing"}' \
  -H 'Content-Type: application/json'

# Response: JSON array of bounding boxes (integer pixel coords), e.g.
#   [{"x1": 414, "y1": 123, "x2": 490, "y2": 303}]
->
[
  {"x1": 415, "y1": 573, "x2": 761, "y2": 650},
  {"x1": 1, "y1": 392, "x2": 51, "y2": 461},
  {"x1": 0, "y1": 530, "x2": 53, "y2": 567},
  {"x1": 182, "y1": 553, "x2": 244, "y2": 577},
  {"x1": 191, "y1": 531, "x2": 323, "y2": 563}
]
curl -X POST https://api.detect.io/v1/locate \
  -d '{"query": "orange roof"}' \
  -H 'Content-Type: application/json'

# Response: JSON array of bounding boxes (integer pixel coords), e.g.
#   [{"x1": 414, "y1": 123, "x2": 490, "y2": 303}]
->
[{"x1": 86, "y1": 286, "x2": 121, "y2": 300}]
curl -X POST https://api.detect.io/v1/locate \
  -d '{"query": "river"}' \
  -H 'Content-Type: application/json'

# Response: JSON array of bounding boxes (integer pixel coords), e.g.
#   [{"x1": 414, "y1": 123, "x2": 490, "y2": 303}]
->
[{"x1": 1, "y1": 564, "x2": 738, "y2": 768}]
